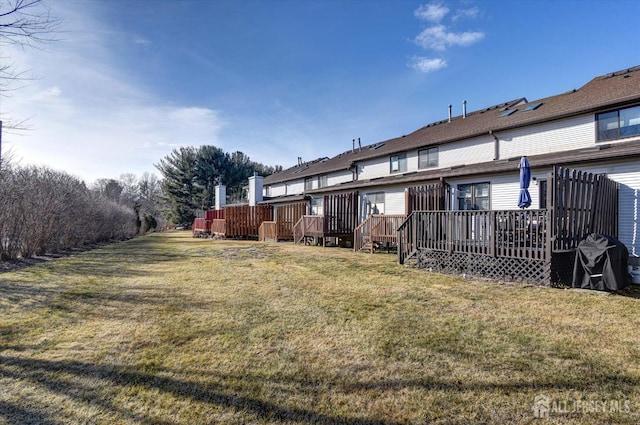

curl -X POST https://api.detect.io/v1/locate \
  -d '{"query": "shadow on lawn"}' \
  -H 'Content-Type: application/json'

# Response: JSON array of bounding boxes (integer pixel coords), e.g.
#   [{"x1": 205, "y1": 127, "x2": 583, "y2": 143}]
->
[
  {"x1": 0, "y1": 399, "x2": 61, "y2": 425},
  {"x1": 0, "y1": 355, "x2": 401, "y2": 425},
  {"x1": 0, "y1": 236, "x2": 190, "y2": 312},
  {"x1": 1, "y1": 354, "x2": 639, "y2": 424}
]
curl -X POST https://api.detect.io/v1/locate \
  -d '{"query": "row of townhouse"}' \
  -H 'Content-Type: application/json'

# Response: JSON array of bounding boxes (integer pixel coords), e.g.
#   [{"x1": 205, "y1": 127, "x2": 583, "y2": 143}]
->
[{"x1": 254, "y1": 66, "x2": 640, "y2": 261}]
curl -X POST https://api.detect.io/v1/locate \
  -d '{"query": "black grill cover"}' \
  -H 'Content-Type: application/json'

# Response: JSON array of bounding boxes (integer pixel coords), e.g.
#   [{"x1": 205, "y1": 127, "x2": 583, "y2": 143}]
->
[{"x1": 572, "y1": 233, "x2": 629, "y2": 291}]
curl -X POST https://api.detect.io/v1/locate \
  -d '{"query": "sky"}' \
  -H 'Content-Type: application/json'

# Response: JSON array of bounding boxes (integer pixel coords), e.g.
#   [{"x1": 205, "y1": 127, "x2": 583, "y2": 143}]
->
[{"x1": 1, "y1": 0, "x2": 639, "y2": 184}]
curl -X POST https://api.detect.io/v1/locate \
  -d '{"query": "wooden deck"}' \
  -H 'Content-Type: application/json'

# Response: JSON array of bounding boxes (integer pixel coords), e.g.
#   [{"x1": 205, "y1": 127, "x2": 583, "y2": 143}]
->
[
  {"x1": 354, "y1": 215, "x2": 405, "y2": 253},
  {"x1": 211, "y1": 219, "x2": 226, "y2": 236},
  {"x1": 258, "y1": 221, "x2": 277, "y2": 242},
  {"x1": 258, "y1": 202, "x2": 307, "y2": 242},
  {"x1": 293, "y1": 215, "x2": 325, "y2": 245},
  {"x1": 291, "y1": 192, "x2": 358, "y2": 246},
  {"x1": 397, "y1": 166, "x2": 620, "y2": 286}
]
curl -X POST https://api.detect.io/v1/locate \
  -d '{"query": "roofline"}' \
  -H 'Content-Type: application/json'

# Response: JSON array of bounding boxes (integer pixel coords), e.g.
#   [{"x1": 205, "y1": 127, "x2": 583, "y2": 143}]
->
[{"x1": 295, "y1": 138, "x2": 640, "y2": 194}]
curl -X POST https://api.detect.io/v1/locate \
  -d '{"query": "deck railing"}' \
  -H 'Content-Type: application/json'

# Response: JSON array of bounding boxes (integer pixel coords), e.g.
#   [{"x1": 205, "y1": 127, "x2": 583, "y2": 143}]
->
[
  {"x1": 210, "y1": 219, "x2": 226, "y2": 236},
  {"x1": 293, "y1": 215, "x2": 325, "y2": 245},
  {"x1": 354, "y1": 214, "x2": 406, "y2": 253},
  {"x1": 258, "y1": 221, "x2": 277, "y2": 242},
  {"x1": 398, "y1": 209, "x2": 549, "y2": 264}
]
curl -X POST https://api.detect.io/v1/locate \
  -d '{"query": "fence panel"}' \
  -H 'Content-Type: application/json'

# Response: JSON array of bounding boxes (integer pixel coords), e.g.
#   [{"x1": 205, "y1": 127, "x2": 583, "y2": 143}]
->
[
  {"x1": 323, "y1": 192, "x2": 358, "y2": 237},
  {"x1": 275, "y1": 202, "x2": 307, "y2": 240},
  {"x1": 551, "y1": 167, "x2": 619, "y2": 251},
  {"x1": 224, "y1": 205, "x2": 273, "y2": 238}
]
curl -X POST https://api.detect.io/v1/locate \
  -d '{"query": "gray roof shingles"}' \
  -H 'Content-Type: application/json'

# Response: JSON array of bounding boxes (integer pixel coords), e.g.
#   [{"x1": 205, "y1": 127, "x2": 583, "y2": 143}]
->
[{"x1": 264, "y1": 66, "x2": 640, "y2": 186}]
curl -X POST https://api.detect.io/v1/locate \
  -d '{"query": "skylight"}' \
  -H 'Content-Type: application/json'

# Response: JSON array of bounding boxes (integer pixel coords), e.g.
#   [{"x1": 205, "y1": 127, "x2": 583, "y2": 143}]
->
[
  {"x1": 499, "y1": 109, "x2": 517, "y2": 117},
  {"x1": 524, "y1": 102, "x2": 542, "y2": 111},
  {"x1": 369, "y1": 142, "x2": 385, "y2": 150}
]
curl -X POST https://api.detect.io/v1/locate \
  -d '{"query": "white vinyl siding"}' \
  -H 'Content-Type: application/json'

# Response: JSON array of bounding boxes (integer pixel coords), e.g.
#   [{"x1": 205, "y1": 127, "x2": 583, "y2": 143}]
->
[
  {"x1": 501, "y1": 115, "x2": 594, "y2": 158},
  {"x1": 359, "y1": 157, "x2": 393, "y2": 180},
  {"x1": 571, "y1": 161, "x2": 640, "y2": 257},
  {"x1": 267, "y1": 183, "x2": 288, "y2": 197},
  {"x1": 327, "y1": 170, "x2": 353, "y2": 186},
  {"x1": 439, "y1": 136, "x2": 495, "y2": 168},
  {"x1": 385, "y1": 187, "x2": 406, "y2": 215},
  {"x1": 489, "y1": 175, "x2": 523, "y2": 210}
]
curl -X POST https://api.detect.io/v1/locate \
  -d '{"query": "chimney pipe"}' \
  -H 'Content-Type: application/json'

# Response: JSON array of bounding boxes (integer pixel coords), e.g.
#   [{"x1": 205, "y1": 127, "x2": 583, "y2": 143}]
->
[
  {"x1": 358, "y1": 137, "x2": 361, "y2": 151},
  {"x1": 448, "y1": 104, "x2": 452, "y2": 122},
  {"x1": 352, "y1": 139, "x2": 355, "y2": 153},
  {"x1": 297, "y1": 156, "x2": 302, "y2": 166},
  {"x1": 462, "y1": 100, "x2": 467, "y2": 119}
]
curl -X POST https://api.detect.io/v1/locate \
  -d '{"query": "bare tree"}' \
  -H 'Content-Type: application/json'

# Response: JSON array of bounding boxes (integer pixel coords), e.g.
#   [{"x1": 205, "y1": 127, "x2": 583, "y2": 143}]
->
[
  {"x1": 0, "y1": 0, "x2": 61, "y2": 143},
  {"x1": 0, "y1": 0, "x2": 61, "y2": 46}
]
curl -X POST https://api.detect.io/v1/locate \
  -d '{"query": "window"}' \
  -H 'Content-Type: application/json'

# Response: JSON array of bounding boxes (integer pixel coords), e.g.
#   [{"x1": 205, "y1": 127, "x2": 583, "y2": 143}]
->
[
  {"x1": 365, "y1": 192, "x2": 385, "y2": 215},
  {"x1": 311, "y1": 197, "x2": 323, "y2": 215},
  {"x1": 304, "y1": 177, "x2": 313, "y2": 191},
  {"x1": 265, "y1": 185, "x2": 272, "y2": 197},
  {"x1": 457, "y1": 182, "x2": 490, "y2": 210},
  {"x1": 418, "y1": 147, "x2": 438, "y2": 169},
  {"x1": 597, "y1": 105, "x2": 640, "y2": 140},
  {"x1": 539, "y1": 180, "x2": 547, "y2": 209},
  {"x1": 390, "y1": 153, "x2": 407, "y2": 173},
  {"x1": 317, "y1": 175, "x2": 328, "y2": 188}
]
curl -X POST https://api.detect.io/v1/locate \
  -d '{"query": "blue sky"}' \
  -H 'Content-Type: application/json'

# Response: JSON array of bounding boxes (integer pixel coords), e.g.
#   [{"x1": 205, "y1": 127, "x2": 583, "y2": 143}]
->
[{"x1": 2, "y1": 0, "x2": 639, "y2": 183}]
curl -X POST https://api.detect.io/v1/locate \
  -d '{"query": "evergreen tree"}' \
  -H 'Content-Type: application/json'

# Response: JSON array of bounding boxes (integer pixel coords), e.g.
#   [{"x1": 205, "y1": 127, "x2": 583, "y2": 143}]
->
[
  {"x1": 156, "y1": 145, "x2": 281, "y2": 225},
  {"x1": 155, "y1": 147, "x2": 201, "y2": 225}
]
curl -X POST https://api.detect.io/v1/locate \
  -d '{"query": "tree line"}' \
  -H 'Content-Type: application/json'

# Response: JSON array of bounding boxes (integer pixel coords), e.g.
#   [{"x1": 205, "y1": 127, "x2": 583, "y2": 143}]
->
[
  {"x1": 0, "y1": 160, "x2": 164, "y2": 261},
  {"x1": 155, "y1": 146, "x2": 281, "y2": 225}
]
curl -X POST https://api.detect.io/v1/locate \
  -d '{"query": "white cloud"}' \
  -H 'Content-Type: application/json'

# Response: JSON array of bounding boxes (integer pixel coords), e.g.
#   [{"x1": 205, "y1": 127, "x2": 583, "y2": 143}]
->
[
  {"x1": 415, "y1": 24, "x2": 485, "y2": 51},
  {"x1": 414, "y1": 2, "x2": 450, "y2": 23},
  {"x1": 134, "y1": 36, "x2": 151, "y2": 46},
  {"x1": 453, "y1": 7, "x2": 480, "y2": 21},
  {"x1": 408, "y1": 56, "x2": 447, "y2": 73},
  {"x1": 0, "y1": 3, "x2": 225, "y2": 183}
]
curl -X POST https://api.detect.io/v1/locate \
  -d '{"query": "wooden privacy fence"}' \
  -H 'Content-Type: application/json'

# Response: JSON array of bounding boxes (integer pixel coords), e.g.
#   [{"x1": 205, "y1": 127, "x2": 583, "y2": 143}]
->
[
  {"x1": 275, "y1": 202, "x2": 307, "y2": 240},
  {"x1": 550, "y1": 166, "x2": 618, "y2": 251},
  {"x1": 323, "y1": 191, "x2": 358, "y2": 238},
  {"x1": 354, "y1": 214, "x2": 406, "y2": 253},
  {"x1": 406, "y1": 181, "x2": 451, "y2": 214},
  {"x1": 223, "y1": 205, "x2": 272, "y2": 238},
  {"x1": 205, "y1": 209, "x2": 225, "y2": 220}
]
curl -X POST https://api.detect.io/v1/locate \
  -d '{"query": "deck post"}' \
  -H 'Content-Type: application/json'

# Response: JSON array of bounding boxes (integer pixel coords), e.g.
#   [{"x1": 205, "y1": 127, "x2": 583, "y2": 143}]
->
[{"x1": 489, "y1": 211, "x2": 495, "y2": 257}]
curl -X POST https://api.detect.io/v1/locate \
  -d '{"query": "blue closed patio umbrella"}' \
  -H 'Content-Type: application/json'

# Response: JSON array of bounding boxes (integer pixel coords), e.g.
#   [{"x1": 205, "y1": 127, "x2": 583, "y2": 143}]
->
[{"x1": 518, "y1": 156, "x2": 532, "y2": 209}]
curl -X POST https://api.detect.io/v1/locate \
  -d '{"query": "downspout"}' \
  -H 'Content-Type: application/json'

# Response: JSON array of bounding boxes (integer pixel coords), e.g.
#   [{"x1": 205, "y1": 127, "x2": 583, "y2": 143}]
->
[{"x1": 490, "y1": 130, "x2": 499, "y2": 160}]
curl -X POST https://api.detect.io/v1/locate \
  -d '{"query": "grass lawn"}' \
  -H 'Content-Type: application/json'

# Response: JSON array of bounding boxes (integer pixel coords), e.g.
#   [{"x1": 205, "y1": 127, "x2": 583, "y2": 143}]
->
[{"x1": 0, "y1": 231, "x2": 639, "y2": 424}]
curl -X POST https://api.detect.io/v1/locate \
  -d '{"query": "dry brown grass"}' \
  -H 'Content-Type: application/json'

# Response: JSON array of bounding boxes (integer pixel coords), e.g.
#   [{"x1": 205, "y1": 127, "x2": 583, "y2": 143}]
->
[{"x1": 0, "y1": 231, "x2": 639, "y2": 424}]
